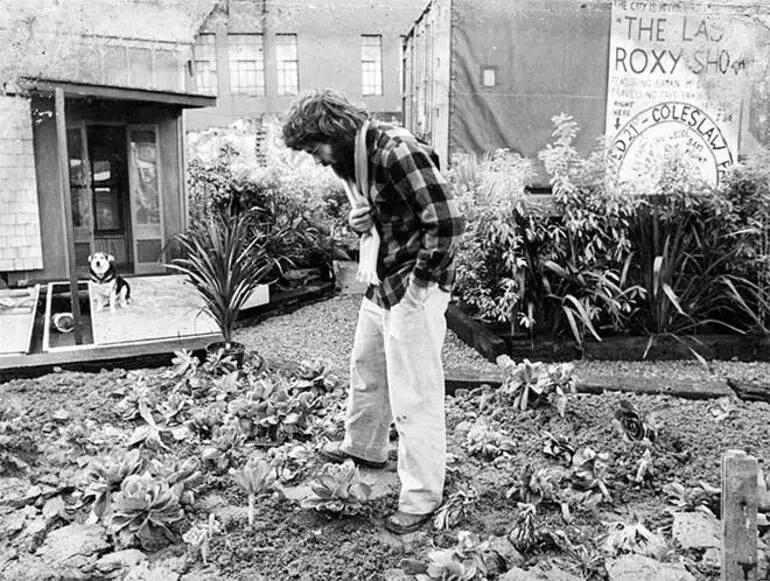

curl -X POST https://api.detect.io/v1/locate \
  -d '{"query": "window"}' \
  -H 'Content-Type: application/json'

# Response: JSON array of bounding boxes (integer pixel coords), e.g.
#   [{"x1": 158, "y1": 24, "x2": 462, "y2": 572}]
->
[
  {"x1": 228, "y1": 34, "x2": 265, "y2": 95},
  {"x1": 193, "y1": 33, "x2": 218, "y2": 95},
  {"x1": 361, "y1": 35, "x2": 383, "y2": 96},
  {"x1": 276, "y1": 34, "x2": 298, "y2": 96}
]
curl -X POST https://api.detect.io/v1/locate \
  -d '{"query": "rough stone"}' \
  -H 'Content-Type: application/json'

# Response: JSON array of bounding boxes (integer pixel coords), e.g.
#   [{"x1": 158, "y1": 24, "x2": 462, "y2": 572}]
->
[
  {"x1": 488, "y1": 535, "x2": 524, "y2": 568},
  {"x1": 1, "y1": 505, "x2": 35, "y2": 536},
  {"x1": 179, "y1": 572, "x2": 231, "y2": 581},
  {"x1": 671, "y1": 511, "x2": 720, "y2": 549},
  {"x1": 123, "y1": 561, "x2": 180, "y2": 581},
  {"x1": 95, "y1": 549, "x2": 147, "y2": 575},
  {"x1": 35, "y1": 522, "x2": 109, "y2": 565},
  {"x1": 607, "y1": 555, "x2": 696, "y2": 581},
  {"x1": 0, "y1": 477, "x2": 29, "y2": 509}
]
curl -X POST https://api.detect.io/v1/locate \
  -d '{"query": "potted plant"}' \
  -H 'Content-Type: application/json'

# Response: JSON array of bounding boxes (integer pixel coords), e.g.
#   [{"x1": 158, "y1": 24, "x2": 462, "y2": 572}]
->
[{"x1": 169, "y1": 209, "x2": 276, "y2": 367}]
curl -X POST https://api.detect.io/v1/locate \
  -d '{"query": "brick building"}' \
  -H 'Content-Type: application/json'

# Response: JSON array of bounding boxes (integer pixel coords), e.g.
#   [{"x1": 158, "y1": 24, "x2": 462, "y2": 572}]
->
[{"x1": 184, "y1": 0, "x2": 422, "y2": 133}]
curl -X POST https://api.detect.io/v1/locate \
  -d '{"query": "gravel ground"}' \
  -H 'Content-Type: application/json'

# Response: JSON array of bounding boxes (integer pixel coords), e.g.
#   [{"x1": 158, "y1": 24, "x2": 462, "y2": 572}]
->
[{"x1": 235, "y1": 293, "x2": 770, "y2": 383}]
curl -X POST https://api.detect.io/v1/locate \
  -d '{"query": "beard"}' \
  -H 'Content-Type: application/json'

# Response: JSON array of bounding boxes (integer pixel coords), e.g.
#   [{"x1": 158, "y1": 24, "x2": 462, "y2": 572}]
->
[{"x1": 328, "y1": 139, "x2": 356, "y2": 182}]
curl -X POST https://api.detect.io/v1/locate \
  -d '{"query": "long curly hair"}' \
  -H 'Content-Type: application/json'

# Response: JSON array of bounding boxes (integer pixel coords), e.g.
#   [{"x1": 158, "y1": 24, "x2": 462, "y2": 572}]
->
[{"x1": 282, "y1": 88, "x2": 369, "y2": 150}]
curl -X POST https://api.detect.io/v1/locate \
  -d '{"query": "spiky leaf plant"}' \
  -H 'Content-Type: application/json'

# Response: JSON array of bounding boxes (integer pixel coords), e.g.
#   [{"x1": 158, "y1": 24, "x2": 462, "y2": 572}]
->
[
  {"x1": 169, "y1": 209, "x2": 277, "y2": 348},
  {"x1": 301, "y1": 459, "x2": 372, "y2": 515}
]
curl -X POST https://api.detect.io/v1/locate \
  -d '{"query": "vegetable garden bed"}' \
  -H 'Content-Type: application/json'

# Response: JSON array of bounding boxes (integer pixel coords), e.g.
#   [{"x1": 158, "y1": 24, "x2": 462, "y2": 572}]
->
[{"x1": 2, "y1": 339, "x2": 770, "y2": 580}]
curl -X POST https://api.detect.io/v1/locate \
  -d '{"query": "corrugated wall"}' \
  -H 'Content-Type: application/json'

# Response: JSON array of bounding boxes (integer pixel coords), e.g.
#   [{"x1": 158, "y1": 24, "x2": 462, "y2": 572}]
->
[
  {"x1": 449, "y1": 0, "x2": 610, "y2": 161},
  {"x1": 403, "y1": 0, "x2": 452, "y2": 167}
]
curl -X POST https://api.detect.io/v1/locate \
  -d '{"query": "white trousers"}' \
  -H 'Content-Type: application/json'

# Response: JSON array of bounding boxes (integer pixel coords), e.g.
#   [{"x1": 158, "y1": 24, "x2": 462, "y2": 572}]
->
[{"x1": 341, "y1": 285, "x2": 451, "y2": 514}]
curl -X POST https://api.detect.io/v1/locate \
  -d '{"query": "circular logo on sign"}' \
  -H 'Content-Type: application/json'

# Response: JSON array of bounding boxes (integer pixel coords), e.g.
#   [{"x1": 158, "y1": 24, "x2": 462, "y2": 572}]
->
[{"x1": 608, "y1": 102, "x2": 734, "y2": 187}]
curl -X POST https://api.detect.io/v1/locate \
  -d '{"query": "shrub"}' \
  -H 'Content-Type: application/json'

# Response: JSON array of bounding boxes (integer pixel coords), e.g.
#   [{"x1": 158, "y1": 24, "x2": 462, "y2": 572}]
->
[
  {"x1": 451, "y1": 112, "x2": 770, "y2": 347},
  {"x1": 187, "y1": 144, "x2": 347, "y2": 277}
]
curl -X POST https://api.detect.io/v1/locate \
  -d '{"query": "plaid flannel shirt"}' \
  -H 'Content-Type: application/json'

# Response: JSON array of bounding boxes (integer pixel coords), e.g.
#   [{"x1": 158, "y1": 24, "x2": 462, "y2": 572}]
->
[{"x1": 361, "y1": 122, "x2": 466, "y2": 310}]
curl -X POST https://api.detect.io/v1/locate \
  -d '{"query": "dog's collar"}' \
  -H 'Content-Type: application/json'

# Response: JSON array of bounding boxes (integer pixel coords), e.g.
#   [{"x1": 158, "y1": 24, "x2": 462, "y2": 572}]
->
[{"x1": 90, "y1": 270, "x2": 115, "y2": 283}]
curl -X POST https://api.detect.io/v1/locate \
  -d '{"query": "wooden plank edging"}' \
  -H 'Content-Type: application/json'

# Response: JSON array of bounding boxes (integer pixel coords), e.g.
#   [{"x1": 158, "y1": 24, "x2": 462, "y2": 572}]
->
[{"x1": 444, "y1": 365, "x2": 737, "y2": 400}]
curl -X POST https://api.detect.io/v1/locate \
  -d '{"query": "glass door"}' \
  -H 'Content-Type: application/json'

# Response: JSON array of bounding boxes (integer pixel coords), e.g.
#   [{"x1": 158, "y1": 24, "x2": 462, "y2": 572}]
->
[
  {"x1": 87, "y1": 125, "x2": 132, "y2": 269},
  {"x1": 127, "y1": 126, "x2": 165, "y2": 274}
]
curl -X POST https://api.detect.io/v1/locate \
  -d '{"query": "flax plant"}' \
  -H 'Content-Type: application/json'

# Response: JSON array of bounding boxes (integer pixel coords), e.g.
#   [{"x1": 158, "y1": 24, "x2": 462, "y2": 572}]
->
[{"x1": 169, "y1": 209, "x2": 278, "y2": 348}]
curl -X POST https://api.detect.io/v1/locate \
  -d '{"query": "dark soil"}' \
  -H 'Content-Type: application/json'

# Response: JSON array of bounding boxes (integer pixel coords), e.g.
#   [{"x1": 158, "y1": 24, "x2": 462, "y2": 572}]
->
[{"x1": 1, "y1": 359, "x2": 769, "y2": 580}]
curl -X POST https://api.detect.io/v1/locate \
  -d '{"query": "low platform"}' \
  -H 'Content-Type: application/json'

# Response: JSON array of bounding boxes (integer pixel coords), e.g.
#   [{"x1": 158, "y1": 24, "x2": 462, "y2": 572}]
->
[
  {"x1": 0, "y1": 275, "x2": 223, "y2": 381},
  {"x1": 0, "y1": 285, "x2": 39, "y2": 355}
]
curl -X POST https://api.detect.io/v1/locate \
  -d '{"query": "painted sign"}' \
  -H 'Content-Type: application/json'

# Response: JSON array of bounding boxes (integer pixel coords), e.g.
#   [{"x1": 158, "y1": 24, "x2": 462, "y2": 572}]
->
[{"x1": 606, "y1": 0, "x2": 755, "y2": 187}]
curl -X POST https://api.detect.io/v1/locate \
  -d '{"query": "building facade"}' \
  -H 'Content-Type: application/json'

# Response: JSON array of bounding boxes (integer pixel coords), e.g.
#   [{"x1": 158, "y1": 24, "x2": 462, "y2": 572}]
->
[{"x1": 184, "y1": 0, "x2": 422, "y2": 132}]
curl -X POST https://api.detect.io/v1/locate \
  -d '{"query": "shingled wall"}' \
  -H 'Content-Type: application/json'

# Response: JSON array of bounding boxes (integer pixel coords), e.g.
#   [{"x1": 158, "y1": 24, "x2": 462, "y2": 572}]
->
[{"x1": 0, "y1": 96, "x2": 43, "y2": 273}]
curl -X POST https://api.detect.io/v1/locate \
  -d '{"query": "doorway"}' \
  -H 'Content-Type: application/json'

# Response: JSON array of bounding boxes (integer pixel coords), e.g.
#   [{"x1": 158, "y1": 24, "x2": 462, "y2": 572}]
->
[
  {"x1": 89, "y1": 126, "x2": 132, "y2": 270},
  {"x1": 68, "y1": 124, "x2": 131, "y2": 274},
  {"x1": 67, "y1": 123, "x2": 165, "y2": 276}
]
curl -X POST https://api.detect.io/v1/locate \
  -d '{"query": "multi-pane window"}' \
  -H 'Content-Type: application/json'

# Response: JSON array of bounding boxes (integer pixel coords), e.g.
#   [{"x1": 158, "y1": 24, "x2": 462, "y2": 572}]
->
[
  {"x1": 361, "y1": 35, "x2": 383, "y2": 96},
  {"x1": 193, "y1": 34, "x2": 218, "y2": 95},
  {"x1": 276, "y1": 34, "x2": 299, "y2": 96},
  {"x1": 228, "y1": 34, "x2": 265, "y2": 95}
]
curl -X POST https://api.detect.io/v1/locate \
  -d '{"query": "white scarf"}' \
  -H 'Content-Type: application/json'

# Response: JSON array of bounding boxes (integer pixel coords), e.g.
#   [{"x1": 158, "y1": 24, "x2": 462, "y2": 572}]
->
[{"x1": 342, "y1": 120, "x2": 381, "y2": 286}]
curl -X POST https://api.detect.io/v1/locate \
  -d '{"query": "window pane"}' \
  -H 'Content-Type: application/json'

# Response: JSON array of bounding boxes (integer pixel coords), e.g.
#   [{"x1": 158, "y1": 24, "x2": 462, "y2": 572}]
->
[
  {"x1": 276, "y1": 34, "x2": 298, "y2": 96},
  {"x1": 193, "y1": 34, "x2": 217, "y2": 95},
  {"x1": 361, "y1": 35, "x2": 382, "y2": 96},
  {"x1": 228, "y1": 34, "x2": 265, "y2": 95},
  {"x1": 93, "y1": 160, "x2": 111, "y2": 183},
  {"x1": 94, "y1": 187, "x2": 122, "y2": 230},
  {"x1": 71, "y1": 187, "x2": 90, "y2": 228},
  {"x1": 67, "y1": 128, "x2": 88, "y2": 187},
  {"x1": 129, "y1": 130, "x2": 160, "y2": 226}
]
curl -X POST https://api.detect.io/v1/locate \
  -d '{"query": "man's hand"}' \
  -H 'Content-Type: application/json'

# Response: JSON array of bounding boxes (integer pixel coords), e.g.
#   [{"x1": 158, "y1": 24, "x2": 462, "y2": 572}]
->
[{"x1": 348, "y1": 205, "x2": 374, "y2": 233}]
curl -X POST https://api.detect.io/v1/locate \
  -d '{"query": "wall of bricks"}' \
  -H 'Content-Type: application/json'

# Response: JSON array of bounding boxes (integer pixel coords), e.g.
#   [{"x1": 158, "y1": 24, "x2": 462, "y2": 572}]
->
[{"x1": 0, "y1": 96, "x2": 43, "y2": 273}]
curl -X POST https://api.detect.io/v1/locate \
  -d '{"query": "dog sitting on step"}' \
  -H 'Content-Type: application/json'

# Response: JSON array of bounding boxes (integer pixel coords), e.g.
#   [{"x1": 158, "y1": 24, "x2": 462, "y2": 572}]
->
[{"x1": 89, "y1": 252, "x2": 131, "y2": 312}]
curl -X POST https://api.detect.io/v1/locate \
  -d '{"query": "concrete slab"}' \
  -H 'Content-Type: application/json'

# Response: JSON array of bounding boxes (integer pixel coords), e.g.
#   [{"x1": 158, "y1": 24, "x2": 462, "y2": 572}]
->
[
  {"x1": 90, "y1": 275, "x2": 220, "y2": 345},
  {"x1": 0, "y1": 285, "x2": 39, "y2": 355}
]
